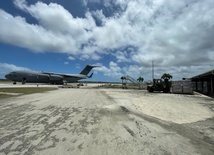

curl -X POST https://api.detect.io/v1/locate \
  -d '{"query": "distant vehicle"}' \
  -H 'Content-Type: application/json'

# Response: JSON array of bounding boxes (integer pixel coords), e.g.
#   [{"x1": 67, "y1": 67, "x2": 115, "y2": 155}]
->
[
  {"x1": 147, "y1": 78, "x2": 170, "y2": 93},
  {"x1": 5, "y1": 65, "x2": 97, "y2": 85},
  {"x1": 77, "y1": 83, "x2": 84, "y2": 86},
  {"x1": 147, "y1": 79, "x2": 164, "y2": 92}
]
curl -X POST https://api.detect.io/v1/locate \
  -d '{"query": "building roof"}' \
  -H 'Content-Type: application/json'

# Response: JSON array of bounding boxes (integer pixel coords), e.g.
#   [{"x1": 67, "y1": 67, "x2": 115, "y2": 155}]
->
[{"x1": 191, "y1": 69, "x2": 214, "y2": 80}]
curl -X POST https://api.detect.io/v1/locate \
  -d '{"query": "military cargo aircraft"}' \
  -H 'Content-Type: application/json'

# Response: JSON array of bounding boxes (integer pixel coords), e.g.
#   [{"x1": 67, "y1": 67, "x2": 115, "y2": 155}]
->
[{"x1": 5, "y1": 65, "x2": 97, "y2": 84}]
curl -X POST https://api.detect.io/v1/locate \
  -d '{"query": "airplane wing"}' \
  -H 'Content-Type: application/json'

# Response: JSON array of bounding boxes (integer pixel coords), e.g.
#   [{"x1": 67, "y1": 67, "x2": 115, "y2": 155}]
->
[{"x1": 41, "y1": 72, "x2": 55, "y2": 75}]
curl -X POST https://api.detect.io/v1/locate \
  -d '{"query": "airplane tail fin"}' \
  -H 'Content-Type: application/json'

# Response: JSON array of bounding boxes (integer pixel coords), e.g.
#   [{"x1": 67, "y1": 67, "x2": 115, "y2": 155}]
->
[{"x1": 80, "y1": 65, "x2": 97, "y2": 75}]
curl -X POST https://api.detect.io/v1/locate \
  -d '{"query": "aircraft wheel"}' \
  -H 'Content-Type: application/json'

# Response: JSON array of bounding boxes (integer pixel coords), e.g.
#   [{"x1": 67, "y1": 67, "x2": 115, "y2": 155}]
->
[
  {"x1": 22, "y1": 78, "x2": 26, "y2": 84},
  {"x1": 13, "y1": 82, "x2": 16, "y2": 85}
]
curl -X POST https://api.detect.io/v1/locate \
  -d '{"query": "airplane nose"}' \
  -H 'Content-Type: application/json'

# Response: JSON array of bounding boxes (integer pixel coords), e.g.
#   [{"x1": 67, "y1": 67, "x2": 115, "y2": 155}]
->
[{"x1": 5, "y1": 74, "x2": 10, "y2": 79}]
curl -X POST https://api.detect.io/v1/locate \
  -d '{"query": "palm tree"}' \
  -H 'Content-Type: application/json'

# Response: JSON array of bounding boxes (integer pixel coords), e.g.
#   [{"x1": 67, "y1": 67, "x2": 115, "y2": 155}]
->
[
  {"x1": 161, "y1": 73, "x2": 172, "y2": 93},
  {"x1": 137, "y1": 76, "x2": 144, "y2": 89},
  {"x1": 137, "y1": 76, "x2": 144, "y2": 82},
  {"x1": 161, "y1": 73, "x2": 173, "y2": 80},
  {"x1": 121, "y1": 76, "x2": 127, "y2": 89},
  {"x1": 121, "y1": 76, "x2": 126, "y2": 83}
]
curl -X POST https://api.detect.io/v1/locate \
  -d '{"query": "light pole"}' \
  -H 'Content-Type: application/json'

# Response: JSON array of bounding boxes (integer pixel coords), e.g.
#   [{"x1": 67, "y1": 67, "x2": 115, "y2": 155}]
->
[{"x1": 152, "y1": 60, "x2": 154, "y2": 80}]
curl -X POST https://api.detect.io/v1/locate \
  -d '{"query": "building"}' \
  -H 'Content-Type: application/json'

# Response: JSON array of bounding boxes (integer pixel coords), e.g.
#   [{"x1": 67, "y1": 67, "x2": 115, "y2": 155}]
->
[{"x1": 191, "y1": 69, "x2": 214, "y2": 95}]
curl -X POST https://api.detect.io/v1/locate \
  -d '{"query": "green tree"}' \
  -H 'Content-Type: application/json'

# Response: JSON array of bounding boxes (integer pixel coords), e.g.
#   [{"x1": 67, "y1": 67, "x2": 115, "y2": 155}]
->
[
  {"x1": 121, "y1": 76, "x2": 127, "y2": 89},
  {"x1": 161, "y1": 73, "x2": 173, "y2": 80},
  {"x1": 137, "y1": 76, "x2": 144, "y2": 89},
  {"x1": 120, "y1": 76, "x2": 126, "y2": 82},
  {"x1": 137, "y1": 76, "x2": 144, "y2": 82},
  {"x1": 161, "y1": 73, "x2": 172, "y2": 93}
]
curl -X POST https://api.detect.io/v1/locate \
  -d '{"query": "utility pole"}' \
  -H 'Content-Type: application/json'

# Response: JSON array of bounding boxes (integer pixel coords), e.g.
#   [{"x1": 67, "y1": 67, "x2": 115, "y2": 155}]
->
[{"x1": 152, "y1": 60, "x2": 154, "y2": 80}]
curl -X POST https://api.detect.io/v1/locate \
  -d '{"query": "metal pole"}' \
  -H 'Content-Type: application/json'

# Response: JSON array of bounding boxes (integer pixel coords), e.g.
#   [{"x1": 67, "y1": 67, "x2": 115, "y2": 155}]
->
[
  {"x1": 211, "y1": 78, "x2": 213, "y2": 94},
  {"x1": 152, "y1": 60, "x2": 154, "y2": 80}
]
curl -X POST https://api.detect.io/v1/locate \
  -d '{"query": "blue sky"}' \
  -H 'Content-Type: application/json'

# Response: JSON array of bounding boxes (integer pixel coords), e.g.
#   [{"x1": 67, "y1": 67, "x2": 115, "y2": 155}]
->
[{"x1": 0, "y1": 0, "x2": 214, "y2": 82}]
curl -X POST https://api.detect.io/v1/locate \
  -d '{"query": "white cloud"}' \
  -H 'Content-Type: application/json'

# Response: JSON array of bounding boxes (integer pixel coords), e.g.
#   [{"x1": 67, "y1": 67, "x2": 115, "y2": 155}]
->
[
  {"x1": 0, "y1": 0, "x2": 214, "y2": 80},
  {"x1": 0, "y1": 0, "x2": 96, "y2": 55},
  {"x1": 112, "y1": 50, "x2": 130, "y2": 63},
  {"x1": 122, "y1": 65, "x2": 144, "y2": 78},
  {"x1": 0, "y1": 63, "x2": 30, "y2": 78},
  {"x1": 94, "y1": 61, "x2": 123, "y2": 78},
  {"x1": 68, "y1": 56, "x2": 75, "y2": 60},
  {"x1": 64, "y1": 62, "x2": 69, "y2": 65}
]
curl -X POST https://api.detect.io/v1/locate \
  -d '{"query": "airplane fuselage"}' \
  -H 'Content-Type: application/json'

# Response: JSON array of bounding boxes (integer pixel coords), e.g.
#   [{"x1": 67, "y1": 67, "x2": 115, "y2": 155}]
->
[{"x1": 5, "y1": 65, "x2": 96, "y2": 84}]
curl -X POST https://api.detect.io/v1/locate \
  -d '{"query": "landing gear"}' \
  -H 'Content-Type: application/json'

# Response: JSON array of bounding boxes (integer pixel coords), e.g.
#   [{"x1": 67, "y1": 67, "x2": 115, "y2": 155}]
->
[
  {"x1": 13, "y1": 82, "x2": 17, "y2": 85},
  {"x1": 22, "y1": 77, "x2": 26, "y2": 84}
]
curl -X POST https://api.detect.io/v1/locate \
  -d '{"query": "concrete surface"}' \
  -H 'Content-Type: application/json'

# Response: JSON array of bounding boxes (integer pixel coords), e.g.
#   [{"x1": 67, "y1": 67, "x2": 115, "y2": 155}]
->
[{"x1": 0, "y1": 86, "x2": 214, "y2": 155}]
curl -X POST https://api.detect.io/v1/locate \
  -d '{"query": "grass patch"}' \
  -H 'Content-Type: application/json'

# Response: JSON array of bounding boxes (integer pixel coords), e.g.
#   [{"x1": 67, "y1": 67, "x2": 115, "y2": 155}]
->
[
  {"x1": 0, "y1": 94, "x2": 12, "y2": 99},
  {"x1": 0, "y1": 87, "x2": 57, "y2": 94},
  {"x1": 0, "y1": 79, "x2": 11, "y2": 84}
]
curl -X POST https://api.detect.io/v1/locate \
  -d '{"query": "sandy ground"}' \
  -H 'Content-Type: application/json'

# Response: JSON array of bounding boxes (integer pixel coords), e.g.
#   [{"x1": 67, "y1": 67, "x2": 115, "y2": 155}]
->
[{"x1": 0, "y1": 85, "x2": 214, "y2": 155}]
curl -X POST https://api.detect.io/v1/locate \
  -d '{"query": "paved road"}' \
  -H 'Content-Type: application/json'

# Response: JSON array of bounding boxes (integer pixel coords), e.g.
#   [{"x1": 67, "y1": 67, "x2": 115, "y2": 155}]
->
[{"x1": 0, "y1": 88, "x2": 214, "y2": 155}]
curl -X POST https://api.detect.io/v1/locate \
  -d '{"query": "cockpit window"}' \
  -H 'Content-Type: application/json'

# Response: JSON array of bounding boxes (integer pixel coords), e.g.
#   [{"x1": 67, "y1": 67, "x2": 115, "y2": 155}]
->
[{"x1": 9, "y1": 72, "x2": 17, "y2": 77}]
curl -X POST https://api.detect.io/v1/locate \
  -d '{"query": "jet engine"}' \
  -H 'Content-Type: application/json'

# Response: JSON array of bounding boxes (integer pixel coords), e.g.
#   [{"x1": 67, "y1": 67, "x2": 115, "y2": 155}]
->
[{"x1": 49, "y1": 75, "x2": 62, "y2": 81}]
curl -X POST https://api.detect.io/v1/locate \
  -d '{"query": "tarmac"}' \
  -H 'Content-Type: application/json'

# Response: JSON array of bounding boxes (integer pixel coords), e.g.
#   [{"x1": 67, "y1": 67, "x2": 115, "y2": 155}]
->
[{"x1": 0, "y1": 83, "x2": 214, "y2": 155}]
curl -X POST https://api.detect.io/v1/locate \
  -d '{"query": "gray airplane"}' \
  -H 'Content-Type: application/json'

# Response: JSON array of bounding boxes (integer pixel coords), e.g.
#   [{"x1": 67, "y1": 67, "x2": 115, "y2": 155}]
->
[{"x1": 5, "y1": 65, "x2": 97, "y2": 84}]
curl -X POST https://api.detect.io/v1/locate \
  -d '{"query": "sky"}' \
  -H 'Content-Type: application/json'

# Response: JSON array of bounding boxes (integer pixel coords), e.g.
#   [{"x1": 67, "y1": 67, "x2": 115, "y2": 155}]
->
[{"x1": 0, "y1": 0, "x2": 214, "y2": 82}]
